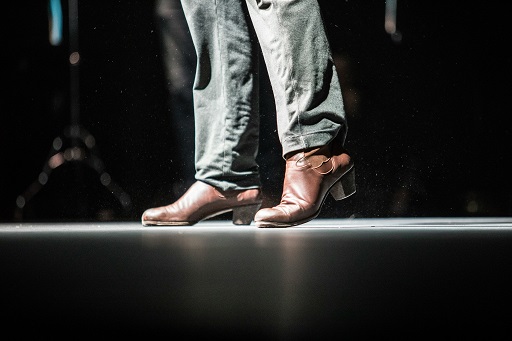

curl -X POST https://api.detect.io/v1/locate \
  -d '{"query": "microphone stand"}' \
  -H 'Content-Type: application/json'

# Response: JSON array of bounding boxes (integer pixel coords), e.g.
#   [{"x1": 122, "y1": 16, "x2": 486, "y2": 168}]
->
[{"x1": 14, "y1": 0, "x2": 132, "y2": 220}]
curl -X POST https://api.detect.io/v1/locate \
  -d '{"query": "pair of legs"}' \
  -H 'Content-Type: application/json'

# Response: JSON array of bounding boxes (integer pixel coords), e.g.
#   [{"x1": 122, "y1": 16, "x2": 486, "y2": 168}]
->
[{"x1": 142, "y1": 0, "x2": 355, "y2": 227}]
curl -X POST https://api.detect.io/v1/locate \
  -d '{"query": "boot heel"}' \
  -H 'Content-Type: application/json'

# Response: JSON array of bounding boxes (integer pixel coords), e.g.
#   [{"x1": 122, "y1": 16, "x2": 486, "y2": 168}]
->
[
  {"x1": 232, "y1": 203, "x2": 262, "y2": 225},
  {"x1": 330, "y1": 166, "x2": 356, "y2": 200}
]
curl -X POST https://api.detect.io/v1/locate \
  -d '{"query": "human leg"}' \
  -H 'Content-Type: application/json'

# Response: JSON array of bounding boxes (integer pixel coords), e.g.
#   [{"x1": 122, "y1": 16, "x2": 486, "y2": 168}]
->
[
  {"x1": 142, "y1": 0, "x2": 263, "y2": 226},
  {"x1": 245, "y1": 0, "x2": 347, "y2": 155},
  {"x1": 245, "y1": 0, "x2": 356, "y2": 227},
  {"x1": 182, "y1": 0, "x2": 261, "y2": 191}
]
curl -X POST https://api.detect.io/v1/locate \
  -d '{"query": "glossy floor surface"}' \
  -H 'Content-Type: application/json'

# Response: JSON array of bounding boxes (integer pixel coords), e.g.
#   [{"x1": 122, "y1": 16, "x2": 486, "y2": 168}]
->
[{"x1": 2, "y1": 218, "x2": 512, "y2": 338}]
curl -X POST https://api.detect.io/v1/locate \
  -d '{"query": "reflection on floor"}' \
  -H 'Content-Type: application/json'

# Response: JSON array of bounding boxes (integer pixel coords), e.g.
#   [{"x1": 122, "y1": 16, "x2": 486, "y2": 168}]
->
[{"x1": 2, "y1": 218, "x2": 512, "y2": 338}]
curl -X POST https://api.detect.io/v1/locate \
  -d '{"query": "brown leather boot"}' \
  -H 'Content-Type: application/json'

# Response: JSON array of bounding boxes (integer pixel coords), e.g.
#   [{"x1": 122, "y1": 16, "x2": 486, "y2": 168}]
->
[
  {"x1": 254, "y1": 144, "x2": 355, "y2": 227},
  {"x1": 141, "y1": 181, "x2": 262, "y2": 226}
]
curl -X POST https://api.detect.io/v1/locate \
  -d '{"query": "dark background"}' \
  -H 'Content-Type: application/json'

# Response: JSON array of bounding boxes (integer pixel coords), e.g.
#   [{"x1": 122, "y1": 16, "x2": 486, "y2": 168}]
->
[{"x1": 1, "y1": 1, "x2": 510, "y2": 222}]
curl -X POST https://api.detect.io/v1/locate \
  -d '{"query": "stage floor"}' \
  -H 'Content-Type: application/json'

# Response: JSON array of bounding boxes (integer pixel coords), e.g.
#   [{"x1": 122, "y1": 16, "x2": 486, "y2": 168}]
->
[{"x1": 2, "y1": 217, "x2": 512, "y2": 338}]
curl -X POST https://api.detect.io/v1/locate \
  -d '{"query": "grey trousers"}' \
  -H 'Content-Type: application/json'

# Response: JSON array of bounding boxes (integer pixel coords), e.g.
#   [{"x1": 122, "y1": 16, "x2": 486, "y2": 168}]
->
[{"x1": 181, "y1": 0, "x2": 347, "y2": 191}]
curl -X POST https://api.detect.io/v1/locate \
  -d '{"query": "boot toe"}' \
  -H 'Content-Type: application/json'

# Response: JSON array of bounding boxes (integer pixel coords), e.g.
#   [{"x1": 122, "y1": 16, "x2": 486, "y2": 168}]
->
[
  {"x1": 254, "y1": 207, "x2": 292, "y2": 227},
  {"x1": 141, "y1": 208, "x2": 159, "y2": 225}
]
